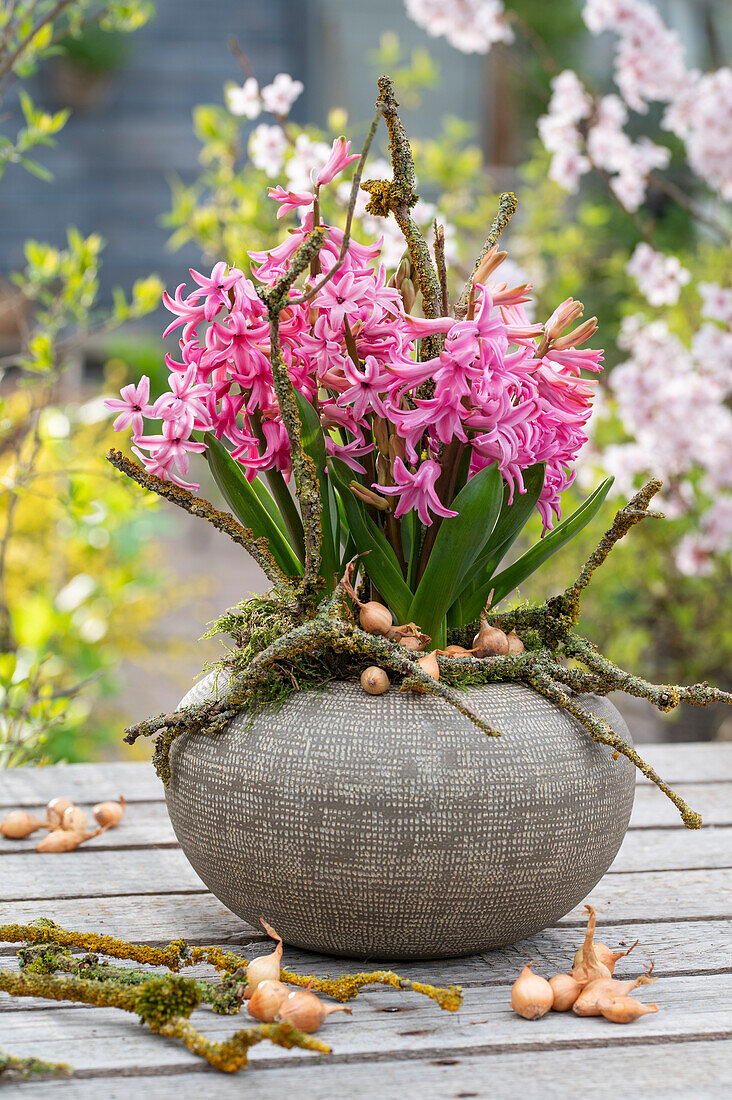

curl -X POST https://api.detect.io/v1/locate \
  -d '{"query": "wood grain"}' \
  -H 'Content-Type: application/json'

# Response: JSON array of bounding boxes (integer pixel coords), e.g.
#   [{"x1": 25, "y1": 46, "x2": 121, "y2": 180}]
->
[
  {"x1": 2, "y1": 919, "x2": 730, "y2": 999},
  {"x1": 1, "y1": 975, "x2": 730, "y2": 1075},
  {"x1": 0, "y1": 1041, "x2": 729, "y2": 1099}
]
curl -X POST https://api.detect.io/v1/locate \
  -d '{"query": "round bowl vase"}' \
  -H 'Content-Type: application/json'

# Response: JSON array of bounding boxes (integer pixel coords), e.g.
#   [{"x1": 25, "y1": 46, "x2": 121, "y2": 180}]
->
[{"x1": 166, "y1": 677, "x2": 634, "y2": 960}]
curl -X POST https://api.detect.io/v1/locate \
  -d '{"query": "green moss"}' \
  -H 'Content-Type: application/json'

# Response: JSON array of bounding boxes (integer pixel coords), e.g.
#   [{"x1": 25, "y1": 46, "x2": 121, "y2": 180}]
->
[{"x1": 133, "y1": 974, "x2": 200, "y2": 1029}]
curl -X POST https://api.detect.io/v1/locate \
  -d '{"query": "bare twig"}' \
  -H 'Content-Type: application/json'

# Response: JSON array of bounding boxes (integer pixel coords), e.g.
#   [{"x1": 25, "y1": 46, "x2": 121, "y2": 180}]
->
[{"x1": 434, "y1": 221, "x2": 449, "y2": 316}]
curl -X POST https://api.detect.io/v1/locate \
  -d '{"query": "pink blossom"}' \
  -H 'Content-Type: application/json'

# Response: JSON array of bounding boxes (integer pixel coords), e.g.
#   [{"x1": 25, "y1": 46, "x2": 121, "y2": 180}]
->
[
  {"x1": 152, "y1": 365, "x2": 212, "y2": 431},
  {"x1": 316, "y1": 138, "x2": 360, "y2": 186},
  {"x1": 338, "y1": 355, "x2": 390, "y2": 420},
  {"x1": 189, "y1": 263, "x2": 241, "y2": 321},
  {"x1": 135, "y1": 418, "x2": 206, "y2": 477},
  {"x1": 317, "y1": 269, "x2": 376, "y2": 329},
  {"x1": 379, "y1": 458, "x2": 458, "y2": 526},
  {"x1": 404, "y1": 0, "x2": 513, "y2": 55},
  {"x1": 268, "y1": 185, "x2": 314, "y2": 218},
  {"x1": 105, "y1": 377, "x2": 153, "y2": 435},
  {"x1": 261, "y1": 73, "x2": 303, "y2": 116},
  {"x1": 131, "y1": 445, "x2": 200, "y2": 491}
]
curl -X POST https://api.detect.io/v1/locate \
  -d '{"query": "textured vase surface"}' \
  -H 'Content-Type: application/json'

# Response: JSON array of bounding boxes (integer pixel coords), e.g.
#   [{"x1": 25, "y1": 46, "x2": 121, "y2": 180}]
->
[{"x1": 166, "y1": 676, "x2": 635, "y2": 960}]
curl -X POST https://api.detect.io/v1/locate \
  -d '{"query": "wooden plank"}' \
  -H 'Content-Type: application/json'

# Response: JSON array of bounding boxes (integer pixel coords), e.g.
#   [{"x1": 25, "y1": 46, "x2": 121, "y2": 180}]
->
[
  {"x1": 1, "y1": 849, "x2": 205, "y2": 901},
  {"x1": 0, "y1": 1040, "x2": 729, "y2": 1099},
  {"x1": 632, "y1": 742, "x2": 732, "y2": 784},
  {"x1": 0, "y1": 895, "x2": 260, "y2": 948},
  {"x1": 0, "y1": 974, "x2": 730, "y2": 1076},
  {"x1": 4, "y1": 824, "x2": 730, "y2": 901},
  {"x1": 1, "y1": 919, "x2": 730, "y2": 1000},
  {"x1": 609, "y1": 827, "x2": 732, "y2": 873},
  {"x1": 1, "y1": 742, "x2": 729, "y2": 811},
  {"x1": 1, "y1": 867, "x2": 730, "y2": 947},
  {"x1": 0, "y1": 804, "x2": 177, "y2": 854},
  {"x1": 0, "y1": 763, "x2": 163, "y2": 808},
  {"x1": 631, "y1": 783, "x2": 732, "y2": 828}
]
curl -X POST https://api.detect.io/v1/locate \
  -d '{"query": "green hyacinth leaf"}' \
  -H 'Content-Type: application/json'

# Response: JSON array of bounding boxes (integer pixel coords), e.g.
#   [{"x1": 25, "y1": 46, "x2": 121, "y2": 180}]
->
[
  {"x1": 407, "y1": 462, "x2": 504, "y2": 645},
  {"x1": 483, "y1": 476, "x2": 615, "y2": 611},
  {"x1": 204, "y1": 433, "x2": 303, "y2": 577},
  {"x1": 450, "y1": 463, "x2": 546, "y2": 624},
  {"x1": 328, "y1": 457, "x2": 412, "y2": 622},
  {"x1": 294, "y1": 391, "x2": 338, "y2": 589}
]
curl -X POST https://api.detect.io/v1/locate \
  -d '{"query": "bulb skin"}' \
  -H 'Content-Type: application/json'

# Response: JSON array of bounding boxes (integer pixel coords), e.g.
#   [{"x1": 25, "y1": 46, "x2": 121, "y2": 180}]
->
[
  {"x1": 361, "y1": 667, "x2": 390, "y2": 695},
  {"x1": 510, "y1": 962, "x2": 554, "y2": 1019}
]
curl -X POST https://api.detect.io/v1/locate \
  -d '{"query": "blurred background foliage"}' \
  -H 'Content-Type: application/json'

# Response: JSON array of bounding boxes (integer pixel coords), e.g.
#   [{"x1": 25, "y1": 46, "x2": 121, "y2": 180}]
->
[{"x1": 1, "y1": 0, "x2": 730, "y2": 763}]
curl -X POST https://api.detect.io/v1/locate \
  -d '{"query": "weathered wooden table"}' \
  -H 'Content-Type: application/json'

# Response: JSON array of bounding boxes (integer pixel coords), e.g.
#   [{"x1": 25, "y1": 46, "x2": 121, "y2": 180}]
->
[{"x1": 1, "y1": 744, "x2": 731, "y2": 1097}]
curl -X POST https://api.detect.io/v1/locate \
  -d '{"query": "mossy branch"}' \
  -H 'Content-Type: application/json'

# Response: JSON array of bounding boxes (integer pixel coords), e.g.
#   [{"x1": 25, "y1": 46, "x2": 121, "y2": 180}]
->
[
  {"x1": 257, "y1": 108, "x2": 383, "y2": 605},
  {"x1": 362, "y1": 75, "x2": 443, "y2": 360},
  {"x1": 116, "y1": 479, "x2": 731, "y2": 828},
  {"x1": 454, "y1": 191, "x2": 518, "y2": 319},
  {"x1": 0, "y1": 1047, "x2": 70, "y2": 1081},
  {"x1": 0, "y1": 967, "x2": 326, "y2": 1074},
  {"x1": 1, "y1": 920, "x2": 463, "y2": 1014},
  {"x1": 106, "y1": 449, "x2": 296, "y2": 598}
]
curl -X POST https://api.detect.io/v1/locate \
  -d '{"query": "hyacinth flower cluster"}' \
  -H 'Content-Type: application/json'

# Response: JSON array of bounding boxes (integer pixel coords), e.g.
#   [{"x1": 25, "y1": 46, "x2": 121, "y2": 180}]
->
[{"x1": 107, "y1": 129, "x2": 611, "y2": 645}]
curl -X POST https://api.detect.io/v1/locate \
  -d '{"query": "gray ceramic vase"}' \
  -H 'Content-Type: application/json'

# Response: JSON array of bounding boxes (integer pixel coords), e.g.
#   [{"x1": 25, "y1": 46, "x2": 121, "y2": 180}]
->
[{"x1": 166, "y1": 676, "x2": 635, "y2": 960}]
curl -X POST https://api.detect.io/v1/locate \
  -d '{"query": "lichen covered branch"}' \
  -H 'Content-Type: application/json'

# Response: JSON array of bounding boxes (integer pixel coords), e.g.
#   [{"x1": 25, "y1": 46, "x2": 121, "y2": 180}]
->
[
  {"x1": 106, "y1": 449, "x2": 296, "y2": 598},
  {"x1": 455, "y1": 191, "x2": 518, "y2": 319},
  {"x1": 116, "y1": 480, "x2": 730, "y2": 827},
  {"x1": 1, "y1": 920, "x2": 464, "y2": 1015},
  {"x1": 362, "y1": 75, "x2": 443, "y2": 359}
]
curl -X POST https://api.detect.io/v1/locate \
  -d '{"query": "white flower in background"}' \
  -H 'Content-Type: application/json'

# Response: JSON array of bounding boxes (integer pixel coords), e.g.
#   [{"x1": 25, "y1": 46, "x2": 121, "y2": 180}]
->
[
  {"x1": 626, "y1": 243, "x2": 690, "y2": 307},
  {"x1": 674, "y1": 533, "x2": 715, "y2": 577},
  {"x1": 284, "y1": 133, "x2": 331, "y2": 191},
  {"x1": 404, "y1": 0, "x2": 513, "y2": 55},
  {"x1": 584, "y1": 0, "x2": 688, "y2": 112},
  {"x1": 691, "y1": 323, "x2": 732, "y2": 389},
  {"x1": 592, "y1": 312, "x2": 732, "y2": 573},
  {"x1": 663, "y1": 69, "x2": 732, "y2": 201},
  {"x1": 699, "y1": 282, "x2": 732, "y2": 326},
  {"x1": 226, "y1": 77, "x2": 261, "y2": 119},
  {"x1": 261, "y1": 73, "x2": 304, "y2": 116},
  {"x1": 538, "y1": 71, "x2": 593, "y2": 193},
  {"x1": 249, "y1": 124, "x2": 288, "y2": 178}
]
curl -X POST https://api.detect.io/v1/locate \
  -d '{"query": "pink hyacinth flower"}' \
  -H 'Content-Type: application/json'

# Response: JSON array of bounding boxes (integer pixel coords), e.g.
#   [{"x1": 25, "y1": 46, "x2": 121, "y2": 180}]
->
[
  {"x1": 152, "y1": 364, "x2": 211, "y2": 431},
  {"x1": 268, "y1": 185, "x2": 315, "y2": 218},
  {"x1": 135, "y1": 418, "x2": 206, "y2": 477},
  {"x1": 378, "y1": 458, "x2": 458, "y2": 526},
  {"x1": 316, "y1": 137, "x2": 360, "y2": 186},
  {"x1": 189, "y1": 262, "x2": 241, "y2": 321},
  {"x1": 105, "y1": 376, "x2": 154, "y2": 435},
  {"x1": 131, "y1": 445, "x2": 200, "y2": 491}
]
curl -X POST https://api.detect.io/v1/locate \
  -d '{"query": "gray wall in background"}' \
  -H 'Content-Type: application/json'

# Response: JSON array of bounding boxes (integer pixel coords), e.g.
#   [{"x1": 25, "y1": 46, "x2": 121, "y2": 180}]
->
[
  {"x1": 305, "y1": 0, "x2": 486, "y2": 165},
  {"x1": 0, "y1": 0, "x2": 304, "y2": 302}
]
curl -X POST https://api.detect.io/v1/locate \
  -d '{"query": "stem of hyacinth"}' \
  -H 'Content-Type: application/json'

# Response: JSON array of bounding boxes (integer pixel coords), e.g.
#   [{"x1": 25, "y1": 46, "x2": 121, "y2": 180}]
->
[{"x1": 416, "y1": 439, "x2": 466, "y2": 582}]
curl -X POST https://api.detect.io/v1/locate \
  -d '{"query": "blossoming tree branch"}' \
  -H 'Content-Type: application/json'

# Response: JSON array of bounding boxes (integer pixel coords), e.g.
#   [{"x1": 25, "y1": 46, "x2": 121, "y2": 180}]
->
[{"x1": 106, "y1": 75, "x2": 730, "y2": 826}]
